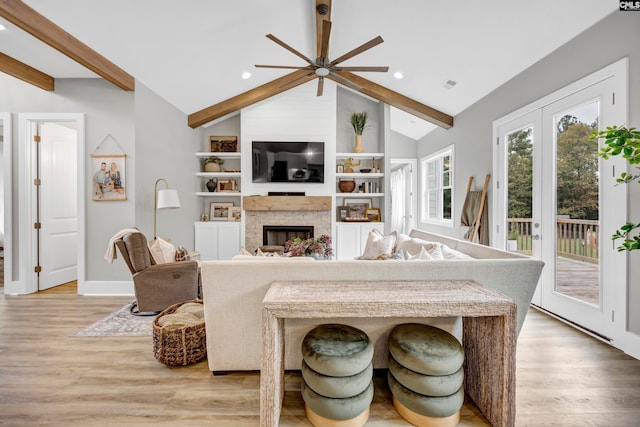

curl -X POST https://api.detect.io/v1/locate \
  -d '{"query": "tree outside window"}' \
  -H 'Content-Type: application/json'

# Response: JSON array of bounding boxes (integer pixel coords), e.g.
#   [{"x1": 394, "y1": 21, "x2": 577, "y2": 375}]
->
[{"x1": 421, "y1": 146, "x2": 454, "y2": 225}]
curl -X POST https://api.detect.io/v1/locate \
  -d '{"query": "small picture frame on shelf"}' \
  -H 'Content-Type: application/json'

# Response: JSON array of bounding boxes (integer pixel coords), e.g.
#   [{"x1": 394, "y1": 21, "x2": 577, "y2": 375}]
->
[
  {"x1": 344, "y1": 198, "x2": 372, "y2": 219},
  {"x1": 210, "y1": 202, "x2": 234, "y2": 221},
  {"x1": 365, "y1": 207, "x2": 381, "y2": 222},
  {"x1": 210, "y1": 136, "x2": 238, "y2": 152},
  {"x1": 337, "y1": 206, "x2": 349, "y2": 222},
  {"x1": 216, "y1": 179, "x2": 237, "y2": 192},
  {"x1": 337, "y1": 164, "x2": 344, "y2": 173},
  {"x1": 228, "y1": 206, "x2": 241, "y2": 222}
]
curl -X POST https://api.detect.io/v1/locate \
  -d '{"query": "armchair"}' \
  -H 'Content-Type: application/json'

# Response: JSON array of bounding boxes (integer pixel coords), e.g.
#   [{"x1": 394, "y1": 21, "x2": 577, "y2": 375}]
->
[{"x1": 114, "y1": 231, "x2": 199, "y2": 315}]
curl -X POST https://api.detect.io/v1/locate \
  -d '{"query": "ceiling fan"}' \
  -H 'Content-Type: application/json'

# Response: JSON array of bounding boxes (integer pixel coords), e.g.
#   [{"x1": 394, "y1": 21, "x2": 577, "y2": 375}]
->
[
  {"x1": 255, "y1": 3, "x2": 389, "y2": 96},
  {"x1": 187, "y1": 1, "x2": 453, "y2": 130}
]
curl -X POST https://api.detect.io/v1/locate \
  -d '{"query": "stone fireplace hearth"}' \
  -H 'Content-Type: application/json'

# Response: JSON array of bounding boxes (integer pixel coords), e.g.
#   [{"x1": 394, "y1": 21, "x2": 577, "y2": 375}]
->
[{"x1": 243, "y1": 196, "x2": 332, "y2": 254}]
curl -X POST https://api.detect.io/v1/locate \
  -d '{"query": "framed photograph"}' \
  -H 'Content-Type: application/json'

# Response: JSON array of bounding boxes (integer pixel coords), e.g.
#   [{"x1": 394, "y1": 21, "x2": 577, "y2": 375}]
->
[
  {"x1": 91, "y1": 154, "x2": 127, "y2": 201},
  {"x1": 228, "y1": 206, "x2": 242, "y2": 222},
  {"x1": 337, "y1": 164, "x2": 344, "y2": 173},
  {"x1": 210, "y1": 202, "x2": 234, "y2": 221},
  {"x1": 337, "y1": 206, "x2": 349, "y2": 222},
  {"x1": 210, "y1": 136, "x2": 238, "y2": 152},
  {"x1": 344, "y1": 198, "x2": 372, "y2": 219},
  {"x1": 216, "y1": 179, "x2": 237, "y2": 192},
  {"x1": 365, "y1": 207, "x2": 381, "y2": 222}
]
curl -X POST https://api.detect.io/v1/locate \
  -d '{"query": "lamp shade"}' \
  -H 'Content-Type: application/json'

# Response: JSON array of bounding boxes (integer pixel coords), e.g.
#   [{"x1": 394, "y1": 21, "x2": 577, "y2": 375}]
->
[{"x1": 157, "y1": 189, "x2": 181, "y2": 209}]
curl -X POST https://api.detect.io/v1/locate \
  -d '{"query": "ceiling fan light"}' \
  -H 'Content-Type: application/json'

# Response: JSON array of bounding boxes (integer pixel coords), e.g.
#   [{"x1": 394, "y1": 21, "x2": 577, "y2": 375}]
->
[{"x1": 315, "y1": 67, "x2": 330, "y2": 77}]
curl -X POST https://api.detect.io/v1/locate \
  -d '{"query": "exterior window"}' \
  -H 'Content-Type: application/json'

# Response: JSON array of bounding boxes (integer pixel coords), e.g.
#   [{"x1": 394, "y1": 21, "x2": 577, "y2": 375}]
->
[{"x1": 421, "y1": 146, "x2": 454, "y2": 225}]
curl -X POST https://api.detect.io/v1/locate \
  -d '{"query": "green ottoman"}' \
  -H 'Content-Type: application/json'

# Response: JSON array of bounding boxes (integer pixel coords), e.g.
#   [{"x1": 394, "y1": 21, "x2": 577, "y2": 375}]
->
[
  {"x1": 301, "y1": 324, "x2": 374, "y2": 426},
  {"x1": 388, "y1": 323, "x2": 464, "y2": 376},
  {"x1": 302, "y1": 360, "x2": 373, "y2": 399},
  {"x1": 388, "y1": 372, "x2": 463, "y2": 426},
  {"x1": 302, "y1": 379, "x2": 374, "y2": 424},
  {"x1": 388, "y1": 354, "x2": 463, "y2": 397},
  {"x1": 302, "y1": 324, "x2": 374, "y2": 377}
]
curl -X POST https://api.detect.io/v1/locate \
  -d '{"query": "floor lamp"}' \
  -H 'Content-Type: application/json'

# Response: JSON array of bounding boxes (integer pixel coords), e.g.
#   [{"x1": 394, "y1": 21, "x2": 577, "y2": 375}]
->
[{"x1": 154, "y1": 178, "x2": 181, "y2": 241}]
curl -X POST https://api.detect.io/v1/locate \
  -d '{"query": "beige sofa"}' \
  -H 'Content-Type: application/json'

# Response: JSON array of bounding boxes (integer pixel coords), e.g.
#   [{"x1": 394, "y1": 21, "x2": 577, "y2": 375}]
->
[{"x1": 201, "y1": 229, "x2": 544, "y2": 372}]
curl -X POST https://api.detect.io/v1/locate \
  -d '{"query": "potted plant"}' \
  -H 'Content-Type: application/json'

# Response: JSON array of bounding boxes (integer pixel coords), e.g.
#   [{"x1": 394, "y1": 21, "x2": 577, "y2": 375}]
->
[
  {"x1": 350, "y1": 112, "x2": 368, "y2": 153},
  {"x1": 202, "y1": 155, "x2": 224, "y2": 172},
  {"x1": 284, "y1": 234, "x2": 333, "y2": 259},
  {"x1": 591, "y1": 125, "x2": 640, "y2": 251}
]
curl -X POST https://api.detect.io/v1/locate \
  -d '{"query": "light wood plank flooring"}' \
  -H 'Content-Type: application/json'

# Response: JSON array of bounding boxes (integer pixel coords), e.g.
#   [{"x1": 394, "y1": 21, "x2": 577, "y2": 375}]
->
[{"x1": 1, "y1": 283, "x2": 640, "y2": 426}]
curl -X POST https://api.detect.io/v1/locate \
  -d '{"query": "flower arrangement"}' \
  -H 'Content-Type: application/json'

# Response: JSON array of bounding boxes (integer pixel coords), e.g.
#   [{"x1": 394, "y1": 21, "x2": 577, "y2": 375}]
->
[
  {"x1": 350, "y1": 112, "x2": 369, "y2": 135},
  {"x1": 284, "y1": 234, "x2": 333, "y2": 258}
]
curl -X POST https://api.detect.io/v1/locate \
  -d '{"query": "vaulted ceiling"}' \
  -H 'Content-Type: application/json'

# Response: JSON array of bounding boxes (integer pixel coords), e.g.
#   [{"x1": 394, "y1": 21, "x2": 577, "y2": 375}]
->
[{"x1": 0, "y1": 1, "x2": 617, "y2": 139}]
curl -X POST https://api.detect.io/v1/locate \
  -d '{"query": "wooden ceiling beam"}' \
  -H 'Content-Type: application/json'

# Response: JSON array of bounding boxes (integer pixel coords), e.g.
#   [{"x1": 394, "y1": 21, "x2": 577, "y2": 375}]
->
[
  {"x1": 0, "y1": 52, "x2": 54, "y2": 91},
  {"x1": 315, "y1": 0, "x2": 331, "y2": 58},
  {"x1": 0, "y1": 0, "x2": 134, "y2": 91},
  {"x1": 188, "y1": 70, "x2": 318, "y2": 128},
  {"x1": 330, "y1": 71, "x2": 453, "y2": 129}
]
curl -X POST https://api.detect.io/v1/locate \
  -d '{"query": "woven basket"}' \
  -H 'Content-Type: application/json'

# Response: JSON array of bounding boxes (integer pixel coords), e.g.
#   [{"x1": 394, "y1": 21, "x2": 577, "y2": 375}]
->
[{"x1": 153, "y1": 299, "x2": 207, "y2": 366}]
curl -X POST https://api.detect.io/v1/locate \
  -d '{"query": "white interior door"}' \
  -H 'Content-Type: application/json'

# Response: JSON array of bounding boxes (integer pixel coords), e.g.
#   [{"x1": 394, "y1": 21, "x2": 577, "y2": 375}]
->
[{"x1": 38, "y1": 122, "x2": 78, "y2": 290}]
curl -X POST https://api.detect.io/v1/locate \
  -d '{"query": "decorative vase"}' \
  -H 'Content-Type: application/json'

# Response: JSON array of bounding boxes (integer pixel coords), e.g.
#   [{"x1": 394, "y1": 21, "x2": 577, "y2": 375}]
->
[
  {"x1": 204, "y1": 162, "x2": 221, "y2": 172},
  {"x1": 338, "y1": 180, "x2": 356, "y2": 193},
  {"x1": 353, "y1": 135, "x2": 364, "y2": 153},
  {"x1": 206, "y1": 178, "x2": 217, "y2": 192}
]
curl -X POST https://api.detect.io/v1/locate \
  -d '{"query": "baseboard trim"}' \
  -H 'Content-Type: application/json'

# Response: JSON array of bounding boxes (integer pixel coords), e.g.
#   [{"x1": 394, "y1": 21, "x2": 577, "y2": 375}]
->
[{"x1": 79, "y1": 280, "x2": 134, "y2": 296}]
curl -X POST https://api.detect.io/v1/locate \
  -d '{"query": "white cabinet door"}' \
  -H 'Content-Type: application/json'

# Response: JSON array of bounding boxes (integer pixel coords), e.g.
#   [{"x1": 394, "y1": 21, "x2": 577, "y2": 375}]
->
[
  {"x1": 217, "y1": 222, "x2": 241, "y2": 260},
  {"x1": 194, "y1": 222, "x2": 242, "y2": 260},
  {"x1": 335, "y1": 223, "x2": 361, "y2": 260}
]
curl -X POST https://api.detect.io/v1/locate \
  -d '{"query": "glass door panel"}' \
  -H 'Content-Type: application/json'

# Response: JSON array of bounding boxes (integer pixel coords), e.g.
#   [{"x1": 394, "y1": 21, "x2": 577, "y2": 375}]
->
[
  {"x1": 553, "y1": 102, "x2": 600, "y2": 307},
  {"x1": 507, "y1": 125, "x2": 534, "y2": 255}
]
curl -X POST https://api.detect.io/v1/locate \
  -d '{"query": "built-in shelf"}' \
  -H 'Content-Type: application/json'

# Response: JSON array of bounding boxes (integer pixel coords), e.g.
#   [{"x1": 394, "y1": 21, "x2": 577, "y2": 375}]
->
[
  {"x1": 196, "y1": 152, "x2": 241, "y2": 159},
  {"x1": 336, "y1": 152, "x2": 384, "y2": 159},
  {"x1": 337, "y1": 193, "x2": 385, "y2": 198},
  {"x1": 336, "y1": 173, "x2": 384, "y2": 178},
  {"x1": 196, "y1": 172, "x2": 241, "y2": 178},
  {"x1": 196, "y1": 192, "x2": 241, "y2": 197}
]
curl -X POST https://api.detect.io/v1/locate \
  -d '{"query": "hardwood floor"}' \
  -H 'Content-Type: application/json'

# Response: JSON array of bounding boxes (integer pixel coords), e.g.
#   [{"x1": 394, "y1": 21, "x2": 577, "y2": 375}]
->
[{"x1": 1, "y1": 283, "x2": 640, "y2": 426}]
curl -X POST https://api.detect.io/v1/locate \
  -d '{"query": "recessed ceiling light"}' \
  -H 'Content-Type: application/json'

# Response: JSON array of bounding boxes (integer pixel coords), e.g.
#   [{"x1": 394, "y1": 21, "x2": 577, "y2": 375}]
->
[
  {"x1": 393, "y1": 71, "x2": 404, "y2": 79},
  {"x1": 0, "y1": 24, "x2": 6, "y2": 31},
  {"x1": 242, "y1": 72, "x2": 251, "y2": 79},
  {"x1": 443, "y1": 79, "x2": 457, "y2": 89}
]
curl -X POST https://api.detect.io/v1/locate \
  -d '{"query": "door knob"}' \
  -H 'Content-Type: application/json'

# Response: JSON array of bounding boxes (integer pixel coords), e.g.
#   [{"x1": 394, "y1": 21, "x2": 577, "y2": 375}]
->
[{"x1": 532, "y1": 234, "x2": 540, "y2": 240}]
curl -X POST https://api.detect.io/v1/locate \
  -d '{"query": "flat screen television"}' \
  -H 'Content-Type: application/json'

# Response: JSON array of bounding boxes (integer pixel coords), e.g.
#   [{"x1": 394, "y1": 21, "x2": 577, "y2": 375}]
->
[{"x1": 252, "y1": 141, "x2": 325, "y2": 183}]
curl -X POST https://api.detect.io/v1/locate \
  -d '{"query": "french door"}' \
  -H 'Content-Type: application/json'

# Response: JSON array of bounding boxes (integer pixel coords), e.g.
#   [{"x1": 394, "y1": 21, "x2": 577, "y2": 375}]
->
[{"x1": 494, "y1": 65, "x2": 627, "y2": 339}]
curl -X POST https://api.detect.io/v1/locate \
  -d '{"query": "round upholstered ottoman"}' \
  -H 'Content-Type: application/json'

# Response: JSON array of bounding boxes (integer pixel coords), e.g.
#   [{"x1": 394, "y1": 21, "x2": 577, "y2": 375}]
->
[
  {"x1": 387, "y1": 324, "x2": 465, "y2": 426},
  {"x1": 388, "y1": 372, "x2": 463, "y2": 427},
  {"x1": 301, "y1": 324, "x2": 374, "y2": 426},
  {"x1": 388, "y1": 323, "x2": 464, "y2": 376},
  {"x1": 302, "y1": 324, "x2": 374, "y2": 377}
]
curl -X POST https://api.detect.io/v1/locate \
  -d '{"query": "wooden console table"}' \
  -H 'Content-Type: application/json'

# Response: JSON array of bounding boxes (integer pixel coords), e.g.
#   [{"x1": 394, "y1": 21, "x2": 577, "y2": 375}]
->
[{"x1": 261, "y1": 280, "x2": 517, "y2": 427}]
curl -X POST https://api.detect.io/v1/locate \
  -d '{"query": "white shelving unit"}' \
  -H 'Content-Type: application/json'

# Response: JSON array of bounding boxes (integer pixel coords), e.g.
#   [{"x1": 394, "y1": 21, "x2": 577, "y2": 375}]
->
[{"x1": 195, "y1": 152, "x2": 242, "y2": 198}]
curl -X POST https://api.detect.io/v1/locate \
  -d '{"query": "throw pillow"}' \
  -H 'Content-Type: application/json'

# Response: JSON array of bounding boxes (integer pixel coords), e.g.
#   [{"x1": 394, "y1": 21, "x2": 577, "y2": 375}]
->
[
  {"x1": 395, "y1": 235, "x2": 438, "y2": 257},
  {"x1": 359, "y1": 229, "x2": 397, "y2": 260},
  {"x1": 149, "y1": 238, "x2": 176, "y2": 264}
]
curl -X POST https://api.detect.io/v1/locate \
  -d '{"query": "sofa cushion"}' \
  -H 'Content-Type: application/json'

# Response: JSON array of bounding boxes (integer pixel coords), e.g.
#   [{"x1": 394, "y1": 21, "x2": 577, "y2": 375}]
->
[
  {"x1": 148, "y1": 238, "x2": 176, "y2": 264},
  {"x1": 359, "y1": 229, "x2": 397, "y2": 260}
]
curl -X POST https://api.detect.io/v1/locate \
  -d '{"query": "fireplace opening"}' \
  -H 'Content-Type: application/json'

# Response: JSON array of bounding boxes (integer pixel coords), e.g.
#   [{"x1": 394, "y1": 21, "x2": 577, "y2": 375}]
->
[{"x1": 263, "y1": 225, "x2": 314, "y2": 246}]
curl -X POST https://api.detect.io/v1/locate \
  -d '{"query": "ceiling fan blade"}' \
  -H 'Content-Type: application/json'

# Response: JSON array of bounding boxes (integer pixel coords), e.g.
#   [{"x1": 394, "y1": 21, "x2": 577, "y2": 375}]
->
[
  {"x1": 326, "y1": 71, "x2": 362, "y2": 92},
  {"x1": 255, "y1": 64, "x2": 315, "y2": 70},
  {"x1": 319, "y1": 20, "x2": 331, "y2": 62},
  {"x1": 329, "y1": 36, "x2": 384, "y2": 67},
  {"x1": 266, "y1": 34, "x2": 316, "y2": 67},
  {"x1": 333, "y1": 66, "x2": 389, "y2": 72},
  {"x1": 279, "y1": 70, "x2": 317, "y2": 92},
  {"x1": 317, "y1": 76, "x2": 324, "y2": 96}
]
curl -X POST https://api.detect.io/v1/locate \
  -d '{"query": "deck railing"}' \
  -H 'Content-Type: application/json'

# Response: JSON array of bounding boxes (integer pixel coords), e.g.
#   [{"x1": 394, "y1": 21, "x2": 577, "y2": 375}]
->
[{"x1": 507, "y1": 218, "x2": 599, "y2": 263}]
